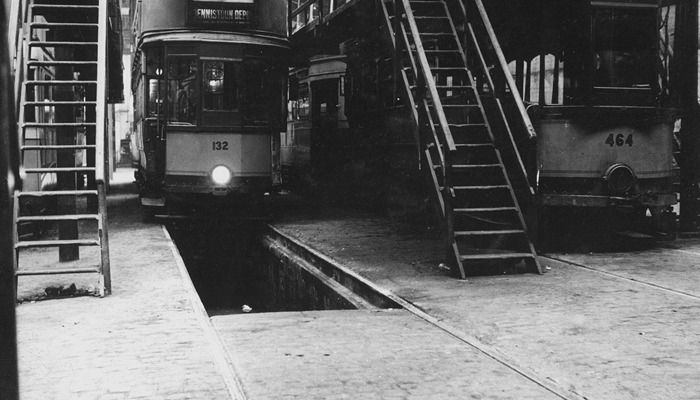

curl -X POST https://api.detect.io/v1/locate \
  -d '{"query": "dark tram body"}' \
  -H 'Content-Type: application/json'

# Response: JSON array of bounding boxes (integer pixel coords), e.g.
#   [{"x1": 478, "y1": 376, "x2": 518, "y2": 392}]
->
[
  {"x1": 129, "y1": 0, "x2": 287, "y2": 210},
  {"x1": 495, "y1": 0, "x2": 680, "y2": 230},
  {"x1": 283, "y1": 55, "x2": 348, "y2": 187}
]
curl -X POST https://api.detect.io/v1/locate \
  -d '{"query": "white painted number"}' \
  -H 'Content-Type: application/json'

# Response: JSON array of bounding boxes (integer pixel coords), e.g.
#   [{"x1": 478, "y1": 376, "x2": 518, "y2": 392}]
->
[{"x1": 212, "y1": 141, "x2": 229, "y2": 151}]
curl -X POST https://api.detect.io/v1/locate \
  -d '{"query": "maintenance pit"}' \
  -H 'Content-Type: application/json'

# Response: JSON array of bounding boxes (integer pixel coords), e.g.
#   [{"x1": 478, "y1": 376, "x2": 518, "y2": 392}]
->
[{"x1": 166, "y1": 220, "x2": 398, "y2": 316}]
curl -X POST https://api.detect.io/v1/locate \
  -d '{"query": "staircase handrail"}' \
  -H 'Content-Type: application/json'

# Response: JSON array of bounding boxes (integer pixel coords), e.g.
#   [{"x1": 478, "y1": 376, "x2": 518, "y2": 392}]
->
[
  {"x1": 96, "y1": 0, "x2": 107, "y2": 183},
  {"x1": 470, "y1": 0, "x2": 536, "y2": 141},
  {"x1": 9, "y1": 0, "x2": 28, "y2": 118},
  {"x1": 446, "y1": 0, "x2": 536, "y2": 195},
  {"x1": 397, "y1": 0, "x2": 457, "y2": 153}
]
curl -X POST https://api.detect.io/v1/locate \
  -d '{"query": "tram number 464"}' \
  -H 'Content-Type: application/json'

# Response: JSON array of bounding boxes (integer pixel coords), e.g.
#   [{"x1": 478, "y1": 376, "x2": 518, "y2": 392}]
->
[
  {"x1": 212, "y1": 141, "x2": 229, "y2": 151},
  {"x1": 605, "y1": 133, "x2": 633, "y2": 147}
]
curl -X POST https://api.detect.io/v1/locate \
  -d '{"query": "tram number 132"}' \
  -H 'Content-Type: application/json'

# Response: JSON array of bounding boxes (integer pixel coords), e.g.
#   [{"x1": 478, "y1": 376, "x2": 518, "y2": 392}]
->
[
  {"x1": 212, "y1": 141, "x2": 229, "y2": 151},
  {"x1": 605, "y1": 134, "x2": 633, "y2": 147}
]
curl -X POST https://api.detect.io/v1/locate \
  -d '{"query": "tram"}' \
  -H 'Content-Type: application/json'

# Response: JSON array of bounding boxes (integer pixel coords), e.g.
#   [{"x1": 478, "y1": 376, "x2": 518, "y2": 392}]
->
[
  {"x1": 129, "y1": 0, "x2": 288, "y2": 212},
  {"x1": 496, "y1": 0, "x2": 681, "y2": 236},
  {"x1": 283, "y1": 55, "x2": 347, "y2": 188}
]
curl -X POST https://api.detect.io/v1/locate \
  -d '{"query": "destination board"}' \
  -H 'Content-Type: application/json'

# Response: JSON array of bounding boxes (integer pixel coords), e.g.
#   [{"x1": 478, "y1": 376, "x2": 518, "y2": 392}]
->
[{"x1": 187, "y1": 0, "x2": 255, "y2": 27}]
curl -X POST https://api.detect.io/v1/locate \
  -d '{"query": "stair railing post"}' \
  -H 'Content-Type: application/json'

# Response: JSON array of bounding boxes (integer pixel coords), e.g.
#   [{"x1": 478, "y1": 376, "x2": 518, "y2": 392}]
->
[
  {"x1": 444, "y1": 148, "x2": 455, "y2": 267},
  {"x1": 96, "y1": 0, "x2": 111, "y2": 293}
]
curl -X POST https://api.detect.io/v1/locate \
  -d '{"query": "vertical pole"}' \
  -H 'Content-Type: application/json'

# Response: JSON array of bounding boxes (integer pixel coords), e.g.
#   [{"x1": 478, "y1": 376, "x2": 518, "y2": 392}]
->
[
  {"x1": 1, "y1": 0, "x2": 20, "y2": 396},
  {"x1": 96, "y1": 0, "x2": 111, "y2": 293},
  {"x1": 680, "y1": 0, "x2": 700, "y2": 236}
]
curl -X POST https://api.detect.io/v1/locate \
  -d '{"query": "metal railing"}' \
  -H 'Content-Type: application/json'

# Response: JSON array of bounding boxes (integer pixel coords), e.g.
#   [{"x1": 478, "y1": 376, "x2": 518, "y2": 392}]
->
[
  {"x1": 9, "y1": 0, "x2": 28, "y2": 119},
  {"x1": 446, "y1": 0, "x2": 537, "y2": 196},
  {"x1": 289, "y1": 0, "x2": 353, "y2": 33}
]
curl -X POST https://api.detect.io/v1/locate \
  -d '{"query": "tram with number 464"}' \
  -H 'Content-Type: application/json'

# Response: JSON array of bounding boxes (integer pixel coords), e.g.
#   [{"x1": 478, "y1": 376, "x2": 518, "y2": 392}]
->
[
  {"x1": 129, "y1": 0, "x2": 287, "y2": 215},
  {"x1": 491, "y1": 0, "x2": 683, "y2": 239}
]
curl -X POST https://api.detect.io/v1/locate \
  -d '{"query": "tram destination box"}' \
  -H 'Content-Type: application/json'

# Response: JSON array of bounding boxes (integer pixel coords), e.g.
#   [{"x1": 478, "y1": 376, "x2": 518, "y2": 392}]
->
[{"x1": 187, "y1": 0, "x2": 255, "y2": 28}]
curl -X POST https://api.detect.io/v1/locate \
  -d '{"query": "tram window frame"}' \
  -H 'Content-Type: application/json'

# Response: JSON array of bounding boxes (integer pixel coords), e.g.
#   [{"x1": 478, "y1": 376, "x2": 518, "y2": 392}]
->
[
  {"x1": 297, "y1": 83, "x2": 310, "y2": 120},
  {"x1": 146, "y1": 50, "x2": 165, "y2": 119},
  {"x1": 590, "y1": 5, "x2": 657, "y2": 104},
  {"x1": 201, "y1": 58, "x2": 240, "y2": 113},
  {"x1": 241, "y1": 58, "x2": 286, "y2": 127},
  {"x1": 166, "y1": 55, "x2": 199, "y2": 125}
]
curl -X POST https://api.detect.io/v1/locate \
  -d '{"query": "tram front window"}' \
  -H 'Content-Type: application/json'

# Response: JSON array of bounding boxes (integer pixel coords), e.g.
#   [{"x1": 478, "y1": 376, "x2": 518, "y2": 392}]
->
[
  {"x1": 203, "y1": 60, "x2": 238, "y2": 111},
  {"x1": 167, "y1": 57, "x2": 198, "y2": 124},
  {"x1": 243, "y1": 60, "x2": 285, "y2": 126},
  {"x1": 593, "y1": 8, "x2": 655, "y2": 89}
]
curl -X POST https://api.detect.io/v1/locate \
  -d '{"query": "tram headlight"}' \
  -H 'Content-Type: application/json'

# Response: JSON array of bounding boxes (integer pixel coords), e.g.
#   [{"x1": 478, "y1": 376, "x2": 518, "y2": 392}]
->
[
  {"x1": 604, "y1": 163, "x2": 635, "y2": 194},
  {"x1": 211, "y1": 165, "x2": 232, "y2": 186}
]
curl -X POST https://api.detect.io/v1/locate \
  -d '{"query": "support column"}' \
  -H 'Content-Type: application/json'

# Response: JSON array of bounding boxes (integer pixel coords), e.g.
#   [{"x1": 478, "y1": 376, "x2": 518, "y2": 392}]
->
[{"x1": 680, "y1": 0, "x2": 700, "y2": 236}]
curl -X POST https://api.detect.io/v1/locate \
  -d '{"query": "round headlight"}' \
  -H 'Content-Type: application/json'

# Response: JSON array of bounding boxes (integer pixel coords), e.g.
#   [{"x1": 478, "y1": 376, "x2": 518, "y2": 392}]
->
[
  {"x1": 211, "y1": 165, "x2": 232, "y2": 185},
  {"x1": 604, "y1": 163, "x2": 635, "y2": 194}
]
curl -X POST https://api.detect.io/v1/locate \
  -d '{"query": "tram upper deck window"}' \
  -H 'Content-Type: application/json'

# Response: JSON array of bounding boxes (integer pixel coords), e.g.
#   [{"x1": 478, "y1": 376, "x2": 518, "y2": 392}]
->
[
  {"x1": 593, "y1": 7, "x2": 655, "y2": 91},
  {"x1": 167, "y1": 57, "x2": 198, "y2": 124},
  {"x1": 203, "y1": 60, "x2": 238, "y2": 112}
]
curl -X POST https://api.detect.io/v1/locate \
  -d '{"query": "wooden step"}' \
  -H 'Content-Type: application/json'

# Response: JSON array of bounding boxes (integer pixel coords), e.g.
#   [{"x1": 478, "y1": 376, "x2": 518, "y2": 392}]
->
[
  {"x1": 32, "y1": 5, "x2": 99, "y2": 10},
  {"x1": 454, "y1": 207, "x2": 517, "y2": 213},
  {"x1": 18, "y1": 190, "x2": 97, "y2": 197},
  {"x1": 23, "y1": 122, "x2": 96, "y2": 128},
  {"x1": 452, "y1": 185, "x2": 509, "y2": 190},
  {"x1": 17, "y1": 214, "x2": 100, "y2": 222},
  {"x1": 30, "y1": 22, "x2": 98, "y2": 29},
  {"x1": 22, "y1": 144, "x2": 96, "y2": 151},
  {"x1": 28, "y1": 41, "x2": 97, "y2": 48},
  {"x1": 24, "y1": 101, "x2": 97, "y2": 107},
  {"x1": 28, "y1": 60, "x2": 97, "y2": 67},
  {"x1": 460, "y1": 252, "x2": 535, "y2": 262},
  {"x1": 25, "y1": 80, "x2": 97, "y2": 86},
  {"x1": 23, "y1": 166, "x2": 95, "y2": 174},
  {"x1": 15, "y1": 239, "x2": 100, "y2": 249},
  {"x1": 454, "y1": 229, "x2": 524, "y2": 237},
  {"x1": 16, "y1": 266, "x2": 101, "y2": 276}
]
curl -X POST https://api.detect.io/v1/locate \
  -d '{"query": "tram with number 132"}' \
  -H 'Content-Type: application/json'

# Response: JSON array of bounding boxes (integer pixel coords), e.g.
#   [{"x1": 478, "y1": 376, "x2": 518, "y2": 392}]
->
[{"x1": 129, "y1": 0, "x2": 287, "y2": 214}]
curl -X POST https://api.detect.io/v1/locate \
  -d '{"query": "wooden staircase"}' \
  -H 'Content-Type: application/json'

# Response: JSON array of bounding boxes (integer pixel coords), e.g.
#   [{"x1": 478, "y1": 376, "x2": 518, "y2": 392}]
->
[
  {"x1": 12, "y1": 0, "x2": 111, "y2": 296},
  {"x1": 381, "y1": 0, "x2": 541, "y2": 277}
]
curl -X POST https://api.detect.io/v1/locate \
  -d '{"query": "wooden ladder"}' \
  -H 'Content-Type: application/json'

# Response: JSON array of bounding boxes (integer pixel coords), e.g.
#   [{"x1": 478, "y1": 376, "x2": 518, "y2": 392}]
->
[
  {"x1": 383, "y1": 0, "x2": 541, "y2": 278},
  {"x1": 13, "y1": 0, "x2": 110, "y2": 296}
]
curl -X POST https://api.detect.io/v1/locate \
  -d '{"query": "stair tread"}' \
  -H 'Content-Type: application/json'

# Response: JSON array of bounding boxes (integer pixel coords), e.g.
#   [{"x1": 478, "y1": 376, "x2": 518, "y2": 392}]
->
[
  {"x1": 455, "y1": 143, "x2": 494, "y2": 147},
  {"x1": 30, "y1": 22, "x2": 98, "y2": 28},
  {"x1": 28, "y1": 61, "x2": 97, "y2": 65},
  {"x1": 25, "y1": 80, "x2": 97, "y2": 85},
  {"x1": 28, "y1": 41, "x2": 97, "y2": 46},
  {"x1": 16, "y1": 239, "x2": 100, "y2": 248},
  {"x1": 22, "y1": 144, "x2": 96, "y2": 150},
  {"x1": 453, "y1": 185, "x2": 509, "y2": 189},
  {"x1": 24, "y1": 167, "x2": 96, "y2": 173},
  {"x1": 15, "y1": 266, "x2": 101, "y2": 276},
  {"x1": 19, "y1": 190, "x2": 97, "y2": 196},
  {"x1": 24, "y1": 101, "x2": 97, "y2": 105},
  {"x1": 460, "y1": 252, "x2": 535, "y2": 261},
  {"x1": 455, "y1": 229, "x2": 524, "y2": 236},
  {"x1": 454, "y1": 207, "x2": 518, "y2": 212},
  {"x1": 452, "y1": 164, "x2": 501, "y2": 168},
  {"x1": 17, "y1": 214, "x2": 100, "y2": 222},
  {"x1": 32, "y1": 5, "x2": 99, "y2": 9},
  {"x1": 23, "y1": 122, "x2": 96, "y2": 127}
]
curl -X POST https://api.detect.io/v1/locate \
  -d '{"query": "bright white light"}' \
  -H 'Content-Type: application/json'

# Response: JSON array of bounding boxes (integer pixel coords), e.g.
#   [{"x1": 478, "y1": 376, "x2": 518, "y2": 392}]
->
[{"x1": 211, "y1": 165, "x2": 232, "y2": 185}]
